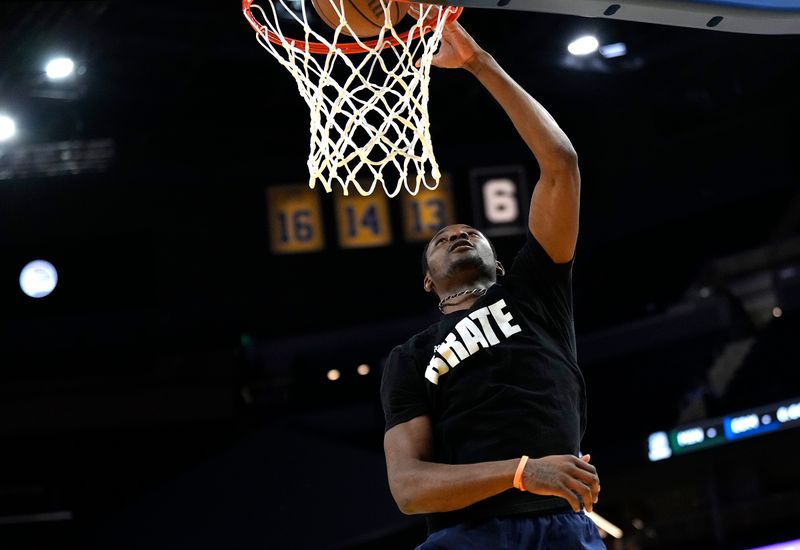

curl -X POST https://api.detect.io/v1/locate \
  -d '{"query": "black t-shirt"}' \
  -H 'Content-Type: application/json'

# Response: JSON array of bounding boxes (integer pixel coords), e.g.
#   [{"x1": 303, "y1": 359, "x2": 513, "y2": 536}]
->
[{"x1": 380, "y1": 230, "x2": 587, "y2": 533}]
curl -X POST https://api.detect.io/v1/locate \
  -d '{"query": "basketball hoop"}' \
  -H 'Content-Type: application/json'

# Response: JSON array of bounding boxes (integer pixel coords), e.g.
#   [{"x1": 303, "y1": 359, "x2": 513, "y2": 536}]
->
[{"x1": 242, "y1": 0, "x2": 462, "y2": 196}]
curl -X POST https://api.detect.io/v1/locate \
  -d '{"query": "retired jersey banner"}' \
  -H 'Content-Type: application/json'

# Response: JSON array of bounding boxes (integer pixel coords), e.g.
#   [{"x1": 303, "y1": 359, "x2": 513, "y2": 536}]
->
[
  {"x1": 334, "y1": 190, "x2": 392, "y2": 249},
  {"x1": 402, "y1": 174, "x2": 456, "y2": 243},
  {"x1": 267, "y1": 185, "x2": 325, "y2": 254},
  {"x1": 469, "y1": 165, "x2": 529, "y2": 237}
]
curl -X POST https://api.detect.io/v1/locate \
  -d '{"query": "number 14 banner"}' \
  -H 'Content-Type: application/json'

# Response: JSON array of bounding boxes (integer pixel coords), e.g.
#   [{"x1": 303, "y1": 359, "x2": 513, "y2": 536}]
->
[{"x1": 334, "y1": 191, "x2": 393, "y2": 249}]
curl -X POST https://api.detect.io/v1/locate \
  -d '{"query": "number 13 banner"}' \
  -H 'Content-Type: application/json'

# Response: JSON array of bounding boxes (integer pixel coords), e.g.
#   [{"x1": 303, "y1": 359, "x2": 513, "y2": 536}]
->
[{"x1": 402, "y1": 175, "x2": 456, "y2": 243}]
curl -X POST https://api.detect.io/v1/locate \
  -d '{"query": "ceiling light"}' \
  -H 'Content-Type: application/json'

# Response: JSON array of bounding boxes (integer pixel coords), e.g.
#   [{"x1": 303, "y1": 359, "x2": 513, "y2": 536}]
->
[
  {"x1": 19, "y1": 260, "x2": 59, "y2": 298},
  {"x1": 45, "y1": 57, "x2": 75, "y2": 80},
  {"x1": 0, "y1": 114, "x2": 16, "y2": 141},
  {"x1": 599, "y1": 42, "x2": 627, "y2": 58},
  {"x1": 327, "y1": 369, "x2": 341, "y2": 381},
  {"x1": 567, "y1": 36, "x2": 599, "y2": 56},
  {"x1": 357, "y1": 364, "x2": 370, "y2": 376}
]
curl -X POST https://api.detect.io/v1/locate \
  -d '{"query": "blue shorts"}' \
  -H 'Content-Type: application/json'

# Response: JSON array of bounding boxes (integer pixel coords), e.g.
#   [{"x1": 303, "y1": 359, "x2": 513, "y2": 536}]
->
[{"x1": 415, "y1": 512, "x2": 607, "y2": 550}]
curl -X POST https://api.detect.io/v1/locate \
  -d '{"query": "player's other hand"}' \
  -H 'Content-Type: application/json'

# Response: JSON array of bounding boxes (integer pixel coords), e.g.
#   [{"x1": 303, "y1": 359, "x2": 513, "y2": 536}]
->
[
  {"x1": 522, "y1": 454, "x2": 601, "y2": 513},
  {"x1": 421, "y1": 22, "x2": 486, "y2": 72}
]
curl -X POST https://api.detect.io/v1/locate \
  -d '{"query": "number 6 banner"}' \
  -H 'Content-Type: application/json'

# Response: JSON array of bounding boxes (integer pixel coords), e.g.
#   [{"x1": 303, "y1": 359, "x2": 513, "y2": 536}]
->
[{"x1": 469, "y1": 166, "x2": 529, "y2": 237}]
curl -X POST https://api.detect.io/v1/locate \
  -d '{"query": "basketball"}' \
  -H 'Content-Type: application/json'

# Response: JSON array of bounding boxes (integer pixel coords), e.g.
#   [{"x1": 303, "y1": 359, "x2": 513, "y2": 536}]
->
[{"x1": 311, "y1": 0, "x2": 410, "y2": 38}]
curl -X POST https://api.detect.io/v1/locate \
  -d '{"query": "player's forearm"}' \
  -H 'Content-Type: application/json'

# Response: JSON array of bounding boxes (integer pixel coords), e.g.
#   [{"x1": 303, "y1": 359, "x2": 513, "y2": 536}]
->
[
  {"x1": 465, "y1": 51, "x2": 577, "y2": 172},
  {"x1": 389, "y1": 457, "x2": 518, "y2": 514}
]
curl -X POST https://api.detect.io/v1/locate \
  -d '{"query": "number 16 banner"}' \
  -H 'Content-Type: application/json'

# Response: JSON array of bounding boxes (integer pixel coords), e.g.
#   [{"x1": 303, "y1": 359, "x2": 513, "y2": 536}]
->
[
  {"x1": 469, "y1": 166, "x2": 529, "y2": 237},
  {"x1": 267, "y1": 184, "x2": 325, "y2": 254}
]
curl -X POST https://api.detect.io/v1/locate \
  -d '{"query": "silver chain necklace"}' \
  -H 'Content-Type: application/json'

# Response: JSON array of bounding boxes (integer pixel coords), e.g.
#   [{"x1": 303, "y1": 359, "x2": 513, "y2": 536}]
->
[{"x1": 438, "y1": 287, "x2": 487, "y2": 313}]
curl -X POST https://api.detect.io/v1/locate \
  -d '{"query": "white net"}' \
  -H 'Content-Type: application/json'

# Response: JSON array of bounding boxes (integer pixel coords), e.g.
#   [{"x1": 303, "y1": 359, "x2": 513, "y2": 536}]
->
[{"x1": 244, "y1": 0, "x2": 460, "y2": 196}]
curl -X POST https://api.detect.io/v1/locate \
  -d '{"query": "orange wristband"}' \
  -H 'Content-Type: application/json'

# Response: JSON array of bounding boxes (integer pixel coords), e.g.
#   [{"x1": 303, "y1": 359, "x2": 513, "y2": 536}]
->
[{"x1": 513, "y1": 455, "x2": 529, "y2": 492}]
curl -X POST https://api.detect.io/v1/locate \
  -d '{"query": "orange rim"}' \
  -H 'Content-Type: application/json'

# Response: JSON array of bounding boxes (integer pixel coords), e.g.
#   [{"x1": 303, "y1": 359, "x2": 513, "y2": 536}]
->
[{"x1": 242, "y1": 0, "x2": 462, "y2": 55}]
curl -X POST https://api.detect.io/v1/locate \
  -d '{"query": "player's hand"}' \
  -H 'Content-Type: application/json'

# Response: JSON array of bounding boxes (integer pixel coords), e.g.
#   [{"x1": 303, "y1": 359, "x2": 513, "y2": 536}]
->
[
  {"x1": 522, "y1": 454, "x2": 601, "y2": 513},
  {"x1": 419, "y1": 22, "x2": 486, "y2": 72}
]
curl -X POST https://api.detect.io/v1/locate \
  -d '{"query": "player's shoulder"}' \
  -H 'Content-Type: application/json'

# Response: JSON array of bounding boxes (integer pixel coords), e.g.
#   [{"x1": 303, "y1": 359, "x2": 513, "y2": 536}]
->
[
  {"x1": 390, "y1": 321, "x2": 442, "y2": 361},
  {"x1": 506, "y1": 229, "x2": 574, "y2": 282},
  {"x1": 383, "y1": 328, "x2": 437, "y2": 386}
]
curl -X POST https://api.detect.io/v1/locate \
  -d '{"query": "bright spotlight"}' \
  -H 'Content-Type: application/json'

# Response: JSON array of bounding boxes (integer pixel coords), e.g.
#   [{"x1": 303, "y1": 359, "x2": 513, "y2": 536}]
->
[
  {"x1": 19, "y1": 260, "x2": 59, "y2": 298},
  {"x1": 45, "y1": 57, "x2": 75, "y2": 80},
  {"x1": 357, "y1": 364, "x2": 370, "y2": 376},
  {"x1": 773, "y1": 306, "x2": 783, "y2": 318},
  {"x1": 0, "y1": 114, "x2": 16, "y2": 141},
  {"x1": 327, "y1": 369, "x2": 341, "y2": 381},
  {"x1": 568, "y1": 36, "x2": 599, "y2": 56}
]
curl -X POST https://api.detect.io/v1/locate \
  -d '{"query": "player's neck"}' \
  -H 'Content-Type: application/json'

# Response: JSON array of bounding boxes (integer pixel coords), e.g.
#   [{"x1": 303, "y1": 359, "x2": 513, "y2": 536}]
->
[{"x1": 438, "y1": 287, "x2": 489, "y2": 314}]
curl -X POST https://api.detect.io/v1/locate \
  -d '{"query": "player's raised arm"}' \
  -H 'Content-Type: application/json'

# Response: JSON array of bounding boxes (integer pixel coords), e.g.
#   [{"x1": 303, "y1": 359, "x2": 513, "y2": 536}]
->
[{"x1": 431, "y1": 22, "x2": 581, "y2": 264}]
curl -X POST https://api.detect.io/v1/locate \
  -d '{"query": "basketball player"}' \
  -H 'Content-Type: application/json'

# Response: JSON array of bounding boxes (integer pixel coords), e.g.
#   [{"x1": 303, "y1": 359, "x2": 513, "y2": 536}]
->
[{"x1": 380, "y1": 22, "x2": 605, "y2": 548}]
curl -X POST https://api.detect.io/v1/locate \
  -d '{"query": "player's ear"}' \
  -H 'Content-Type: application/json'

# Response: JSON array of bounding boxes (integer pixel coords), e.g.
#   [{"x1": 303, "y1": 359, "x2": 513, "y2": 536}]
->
[
  {"x1": 496, "y1": 261, "x2": 505, "y2": 277},
  {"x1": 423, "y1": 273, "x2": 435, "y2": 293}
]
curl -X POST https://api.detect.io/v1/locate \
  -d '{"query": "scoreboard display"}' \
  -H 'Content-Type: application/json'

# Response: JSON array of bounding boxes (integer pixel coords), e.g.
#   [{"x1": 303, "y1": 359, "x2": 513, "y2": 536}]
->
[{"x1": 648, "y1": 396, "x2": 800, "y2": 461}]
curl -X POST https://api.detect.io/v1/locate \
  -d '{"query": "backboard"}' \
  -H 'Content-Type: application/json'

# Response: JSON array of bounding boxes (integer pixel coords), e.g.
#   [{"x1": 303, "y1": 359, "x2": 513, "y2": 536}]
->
[{"x1": 428, "y1": 0, "x2": 800, "y2": 34}]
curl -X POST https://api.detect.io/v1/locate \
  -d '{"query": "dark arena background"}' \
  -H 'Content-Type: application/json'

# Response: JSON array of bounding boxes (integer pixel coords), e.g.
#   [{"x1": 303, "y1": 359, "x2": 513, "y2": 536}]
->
[{"x1": 1, "y1": 1, "x2": 800, "y2": 548}]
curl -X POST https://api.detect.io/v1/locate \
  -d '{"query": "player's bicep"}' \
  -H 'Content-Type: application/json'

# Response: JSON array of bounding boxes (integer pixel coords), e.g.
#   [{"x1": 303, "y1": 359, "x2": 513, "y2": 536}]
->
[{"x1": 384, "y1": 415, "x2": 433, "y2": 486}]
